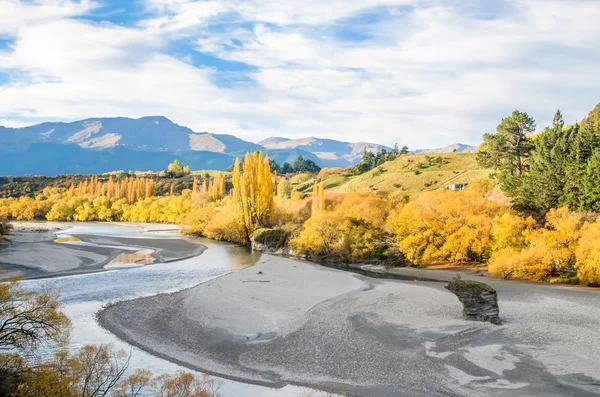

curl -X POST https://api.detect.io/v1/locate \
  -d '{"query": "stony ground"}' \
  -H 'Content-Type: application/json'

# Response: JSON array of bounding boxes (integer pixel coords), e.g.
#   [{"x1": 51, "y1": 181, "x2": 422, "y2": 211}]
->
[{"x1": 98, "y1": 254, "x2": 600, "y2": 397}]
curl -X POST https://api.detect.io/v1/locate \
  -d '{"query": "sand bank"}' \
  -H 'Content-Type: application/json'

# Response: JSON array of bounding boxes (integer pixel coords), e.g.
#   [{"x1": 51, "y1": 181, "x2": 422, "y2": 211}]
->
[
  {"x1": 98, "y1": 254, "x2": 600, "y2": 397},
  {"x1": 0, "y1": 222, "x2": 206, "y2": 280}
]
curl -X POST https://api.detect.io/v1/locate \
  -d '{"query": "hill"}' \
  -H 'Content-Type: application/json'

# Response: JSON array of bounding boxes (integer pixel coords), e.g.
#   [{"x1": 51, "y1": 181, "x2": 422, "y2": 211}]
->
[
  {"x1": 412, "y1": 143, "x2": 478, "y2": 154},
  {"x1": 324, "y1": 153, "x2": 492, "y2": 194},
  {"x1": 258, "y1": 136, "x2": 391, "y2": 168}
]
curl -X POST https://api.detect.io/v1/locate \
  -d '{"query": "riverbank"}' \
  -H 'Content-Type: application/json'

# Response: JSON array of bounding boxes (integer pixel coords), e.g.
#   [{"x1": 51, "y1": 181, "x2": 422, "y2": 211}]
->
[
  {"x1": 0, "y1": 222, "x2": 206, "y2": 280},
  {"x1": 98, "y1": 253, "x2": 600, "y2": 397}
]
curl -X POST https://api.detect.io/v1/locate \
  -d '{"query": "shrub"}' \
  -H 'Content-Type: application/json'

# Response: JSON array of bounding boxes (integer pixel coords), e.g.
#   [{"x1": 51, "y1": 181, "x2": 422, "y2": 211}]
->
[
  {"x1": 488, "y1": 208, "x2": 587, "y2": 281},
  {"x1": 203, "y1": 205, "x2": 247, "y2": 244},
  {"x1": 291, "y1": 193, "x2": 392, "y2": 262},
  {"x1": 388, "y1": 190, "x2": 504, "y2": 264},
  {"x1": 575, "y1": 219, "x2": 600, "y2": 285}
]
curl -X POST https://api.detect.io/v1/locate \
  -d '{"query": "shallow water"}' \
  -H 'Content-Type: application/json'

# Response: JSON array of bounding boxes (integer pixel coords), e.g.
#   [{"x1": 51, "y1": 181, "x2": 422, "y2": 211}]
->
[{"x1": 20, "y1": 222, "x2": 332, "y2": 397}]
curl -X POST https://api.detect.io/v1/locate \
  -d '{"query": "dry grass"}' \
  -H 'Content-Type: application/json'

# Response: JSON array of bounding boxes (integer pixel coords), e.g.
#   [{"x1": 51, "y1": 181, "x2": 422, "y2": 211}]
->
[{"x1": 327, "y1": 153, "x2": 492, "y2": 194}]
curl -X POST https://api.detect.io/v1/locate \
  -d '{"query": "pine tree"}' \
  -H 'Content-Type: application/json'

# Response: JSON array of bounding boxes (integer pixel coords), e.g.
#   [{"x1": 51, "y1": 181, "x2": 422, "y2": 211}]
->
[
  {"x1": 476, "y1": 110, "x2": 536, "y2": 200},
  {"x1": 521, "y1": 110, "x2": 568, "y2": 211},
  {"x1": 582, "y1": 149, "x2": 600, "y2": 211},
  {"x1": 563, "y1": 122, "x2": 596, "y2": 209}
]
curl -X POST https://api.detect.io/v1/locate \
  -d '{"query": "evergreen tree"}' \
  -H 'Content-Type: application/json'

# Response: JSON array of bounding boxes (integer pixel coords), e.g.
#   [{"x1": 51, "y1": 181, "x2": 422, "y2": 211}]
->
[
  {"x1": 562, "y1": 122, "x2": 597, "y2": 209},
  {"x1": 476, "y1": 110, "x2": 536, "y2": 199},
  {"x1": 582, "y1": 149, "x2": 600, "y2": 211},
  {"x1": 522, "y1": 110, "x2": 568, "y2": 211}
]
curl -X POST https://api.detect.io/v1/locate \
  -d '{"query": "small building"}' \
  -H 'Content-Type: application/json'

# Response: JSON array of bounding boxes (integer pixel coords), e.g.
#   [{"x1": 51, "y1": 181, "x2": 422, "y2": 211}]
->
[{"x1": 447, "y1": 183, "x2": 468, "y2": 191}]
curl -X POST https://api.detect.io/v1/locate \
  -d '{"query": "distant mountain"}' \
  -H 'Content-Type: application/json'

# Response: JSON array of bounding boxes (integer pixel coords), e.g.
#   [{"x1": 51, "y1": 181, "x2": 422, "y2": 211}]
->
[
  {"x1": 0, "y1": 143, "x2": 323, "y2": 176},
  {"x1": 0, "y1": 116, "x2": 261, "y2": 154},
  {"x1": 1, "y1": 116, "x2": 474, "y2": 176},
  {"x1": 412, "y1": 143, "x2": 477, "y2": 154},
  {"x1": 258, "y1": 137, "x2": 391, "y2": 167}
]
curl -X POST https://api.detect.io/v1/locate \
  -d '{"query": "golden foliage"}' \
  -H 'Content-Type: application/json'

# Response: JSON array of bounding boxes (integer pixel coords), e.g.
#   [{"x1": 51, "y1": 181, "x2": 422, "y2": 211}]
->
[
  {"x1": 488, "y1": 208, "x2": 588, "y2": 281},
  {"x1": 575, "y1": 219, "x2": 600, "y2": 285},
  {"x1": 232, "y1": 152, "x2": 275, "y2": 238},
  {"x1": 203, "y1": 203, "x2": 248, "y2": 244},
  {"x1": 387, "y1": 190, "x2": 504, "y2": 264},
  {"x1": 311, "y1": 180, "x2": 325, "y2": 216},
  {"x1": 317, "y1": 167, "x2": 343, "y2": 179},
  {"x1": 292, "y1": 193, "x2": 392, "y2": 262}
]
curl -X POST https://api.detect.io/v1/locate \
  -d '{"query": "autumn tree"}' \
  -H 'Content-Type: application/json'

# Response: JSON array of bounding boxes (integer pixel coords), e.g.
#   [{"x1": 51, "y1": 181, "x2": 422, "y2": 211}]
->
[
  {"x1": 575, "y1": 219, "x2": 600, "y2": 286},
  {"x1": 0, "y1": 281, "x2": 70, "y2": 355},
  {"x1": 488, "y1": 207, "x2": 588, "y2": 281},
  {"x1": 311, "y1": 181, "x2": 325, "y2": 216},
  {"x1": 388, "y1": 190, "x2": 504, "y2": 264},
  {"x1": 166, "y1": 160, "x2": 190, "y2": 178},
  {"x1": 293, "y1": 193, "x2": 392, "y2": 262},
  {"x1": 231, "y1": 152, "x2": 275, "y2": 239},
  {"x1": 207, "y1": 174, "x2": 226, "y2": 201}
]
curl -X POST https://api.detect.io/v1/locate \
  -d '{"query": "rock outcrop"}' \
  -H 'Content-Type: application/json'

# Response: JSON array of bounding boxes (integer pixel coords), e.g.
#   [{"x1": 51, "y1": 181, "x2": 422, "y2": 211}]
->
[
  {"x1": 250, "y1": 228, "x2": 291, "y2": 255},
  {"x1": 445, "y1": 276, "x2": 501, "y2": 325}
]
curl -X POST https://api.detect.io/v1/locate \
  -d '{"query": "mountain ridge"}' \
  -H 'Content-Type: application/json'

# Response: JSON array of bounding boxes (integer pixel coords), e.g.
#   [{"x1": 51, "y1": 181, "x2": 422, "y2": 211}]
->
[{"x1": 0, "y1": 116, "x2": 479, "y2": 175}]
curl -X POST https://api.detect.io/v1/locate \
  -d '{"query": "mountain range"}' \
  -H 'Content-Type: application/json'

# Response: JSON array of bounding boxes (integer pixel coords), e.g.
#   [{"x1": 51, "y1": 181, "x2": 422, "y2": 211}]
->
[{"x1": 0, "y1": 116, "x2": 476, "y2": 176}]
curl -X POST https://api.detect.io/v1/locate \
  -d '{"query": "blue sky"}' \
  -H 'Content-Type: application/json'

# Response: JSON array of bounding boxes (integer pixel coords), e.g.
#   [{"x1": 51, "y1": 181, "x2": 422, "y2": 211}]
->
[{"x1": 1, "y1": 0, "x2": 600, "y2": 148}]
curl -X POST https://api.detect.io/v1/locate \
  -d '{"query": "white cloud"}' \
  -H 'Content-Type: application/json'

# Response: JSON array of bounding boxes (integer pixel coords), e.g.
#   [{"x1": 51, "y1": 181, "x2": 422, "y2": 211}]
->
[
  {"x1": 0, "y1": 0, "x2": 98, "y2": 36},
  {"x1": 1, "y1": 0, "x2": 600, "y2": 149}
]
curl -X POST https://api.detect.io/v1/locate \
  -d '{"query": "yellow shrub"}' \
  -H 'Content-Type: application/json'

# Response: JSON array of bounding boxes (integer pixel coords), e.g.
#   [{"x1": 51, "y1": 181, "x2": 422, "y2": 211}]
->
[
  {"x1": 180, "y1": 205, "x2": 216, "y2": 236},
  {"x1": 388, "y1": 190, "x2": 504, "y2": 264},
  {"x1": 491, "y1": 212, "x2": 536, "y2": 251},
  {"x1": 488, "y1": 208, "x2": 586, "y2": 281},
  {"x1": 575, "y1": 220, "x2": 600, "y2": 285},
  {"x1": 203, "y1": 205, "x2": 247, "y2": 244},
  {"x1": 317, "y1": 167, "x2": 343, "y2": 179},
  {"x1": 290, "y1": 173, "x2": 312, "y2": 184},
  {"x1": 291, "y1": 193, "x2": 392, "y2": 262},
  {"x1": 488, "y1": 247, "x2": 547, "y2": 280}
]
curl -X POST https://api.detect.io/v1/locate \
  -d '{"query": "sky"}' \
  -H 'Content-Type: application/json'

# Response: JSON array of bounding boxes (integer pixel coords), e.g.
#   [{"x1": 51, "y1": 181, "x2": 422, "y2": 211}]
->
[{"x1": 1, "y1": 0, "x2": 600, "y2": 148}]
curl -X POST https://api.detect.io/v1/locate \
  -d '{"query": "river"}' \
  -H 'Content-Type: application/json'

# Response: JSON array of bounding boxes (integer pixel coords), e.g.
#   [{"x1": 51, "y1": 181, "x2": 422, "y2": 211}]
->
[{"x1": 19, "y1": 222, "x2": 332, "y2": 397}]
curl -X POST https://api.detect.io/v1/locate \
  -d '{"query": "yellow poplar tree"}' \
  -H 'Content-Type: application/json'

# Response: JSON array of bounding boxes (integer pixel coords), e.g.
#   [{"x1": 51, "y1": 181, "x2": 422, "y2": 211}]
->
[
  {"x1": 232, "y1": 152, "x2": 275, "y2": 238},
  {"x1": 311, "y1": 180, "x2": 325, "y2": 216}
]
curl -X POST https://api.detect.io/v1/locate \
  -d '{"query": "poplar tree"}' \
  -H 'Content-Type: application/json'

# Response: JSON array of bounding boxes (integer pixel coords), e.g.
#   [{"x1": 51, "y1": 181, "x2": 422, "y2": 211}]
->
[{"x1": 232, "y1": 152, "x2": 275, "y2": 239}]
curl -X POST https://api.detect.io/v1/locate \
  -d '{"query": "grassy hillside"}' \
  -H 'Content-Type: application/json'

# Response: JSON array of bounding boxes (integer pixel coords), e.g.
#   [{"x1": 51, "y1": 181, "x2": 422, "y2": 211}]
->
[{"x1": 325, "y1": 153, "x2": 492, "y2": 194}]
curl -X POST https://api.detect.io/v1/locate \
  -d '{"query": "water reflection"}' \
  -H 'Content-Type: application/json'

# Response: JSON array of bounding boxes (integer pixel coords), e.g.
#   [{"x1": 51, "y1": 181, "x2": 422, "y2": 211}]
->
[
  {"x1": 106, "y1": 249, "x2": 155, "y2": 269},
  {"x1": 20, "y1": 223, "x2": 325, "y2": 397}
]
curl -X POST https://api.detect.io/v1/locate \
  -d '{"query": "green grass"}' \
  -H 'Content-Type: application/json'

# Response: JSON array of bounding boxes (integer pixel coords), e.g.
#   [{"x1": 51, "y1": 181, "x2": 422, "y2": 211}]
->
[
  {"x1": 322, "y1": 175, "x2": 351, "y2": 190},
  {"x1": 326, "y1": 153, "x2": 492, "y2": 194}
]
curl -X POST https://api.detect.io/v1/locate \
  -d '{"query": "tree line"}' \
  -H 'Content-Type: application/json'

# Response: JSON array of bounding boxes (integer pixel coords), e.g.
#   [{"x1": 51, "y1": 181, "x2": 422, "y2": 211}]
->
[
  {"x1": 477, "y1": 103, "x2": 600, "y2": 212},
  {"x1": 353, "y1": 144, "x2": 408, "y2": 175}
]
